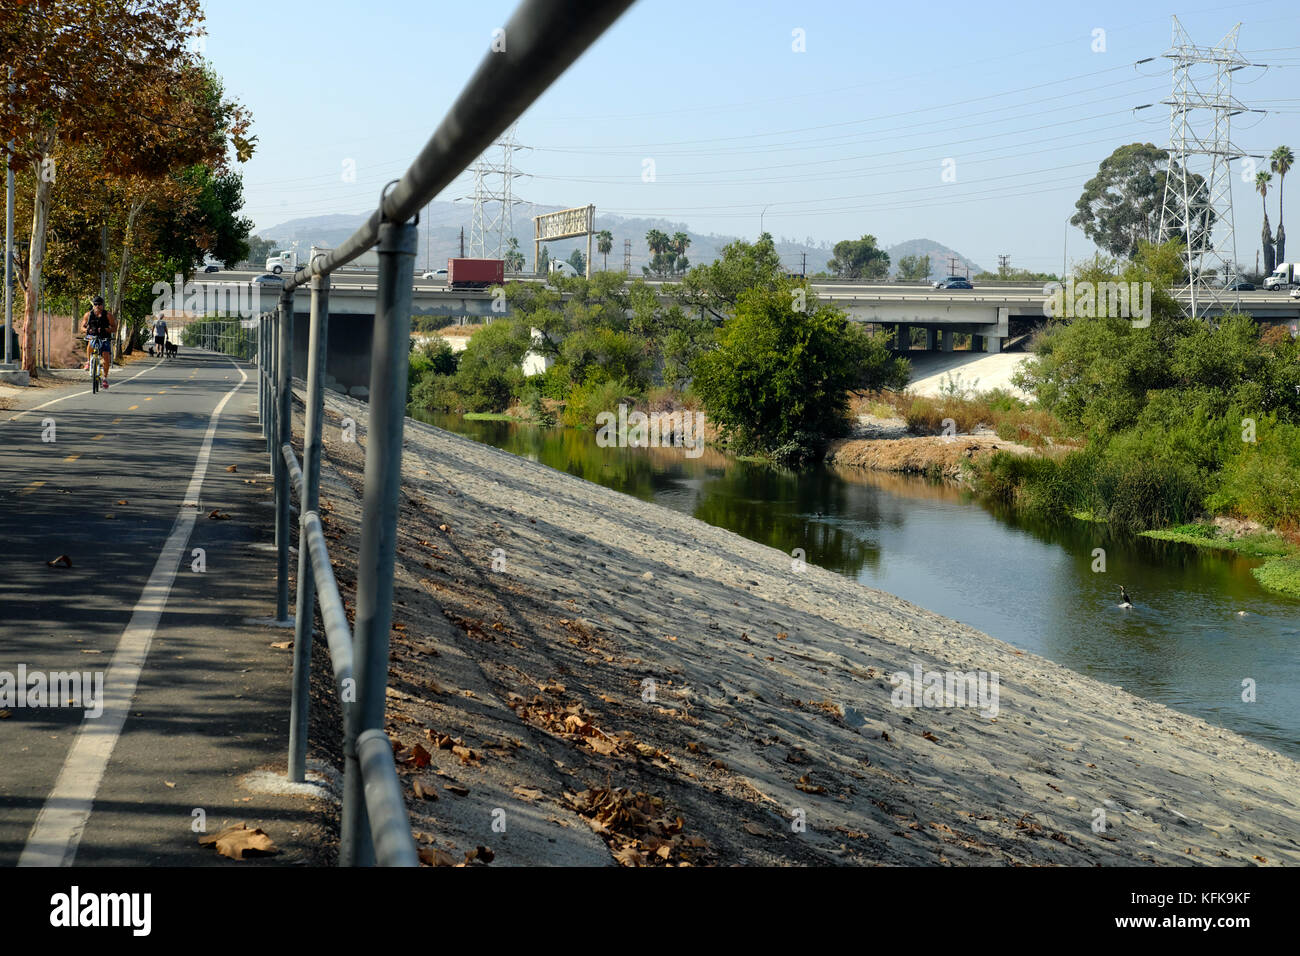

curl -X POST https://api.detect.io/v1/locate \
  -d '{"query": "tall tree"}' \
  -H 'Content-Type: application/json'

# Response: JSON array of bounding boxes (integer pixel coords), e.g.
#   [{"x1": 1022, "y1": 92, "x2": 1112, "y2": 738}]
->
[
  {"x1": 503, "y1": 236, "x2": 525, "y2": 272},
  {"x1": 826, "y1": 234, "x2": 889, "y2": 279},
  {"x1": 596, "y1": 229, "x2": 612, "y2": 271},
  {"x1": 1272, "y1": 146, "x2": 1294, "y2": 263},
  {"x1": 1258, "y1": 171, "x2": 1275, "y2": 275},
  {"x1": 1072, "y1": 143, "x2": 1213, "y2": 261},
  {"x1": 1, "y1": 0, "x2": 250, "y2": 373},
  {"x1": 671, "y1": 231, "x2": 691, "y2": 273}
]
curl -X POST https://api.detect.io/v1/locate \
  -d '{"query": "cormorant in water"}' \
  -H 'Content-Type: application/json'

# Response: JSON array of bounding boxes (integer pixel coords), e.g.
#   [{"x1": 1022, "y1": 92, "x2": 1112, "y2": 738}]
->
[{"x1": 1119, "y1": 585, "x2": 1134, "y2": 608}]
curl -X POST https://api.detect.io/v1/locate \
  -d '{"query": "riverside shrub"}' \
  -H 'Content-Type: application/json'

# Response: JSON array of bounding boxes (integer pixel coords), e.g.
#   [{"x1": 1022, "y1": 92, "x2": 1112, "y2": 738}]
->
[{"x1": 692, "y1": 286, "x2": 909, "y2": 462}]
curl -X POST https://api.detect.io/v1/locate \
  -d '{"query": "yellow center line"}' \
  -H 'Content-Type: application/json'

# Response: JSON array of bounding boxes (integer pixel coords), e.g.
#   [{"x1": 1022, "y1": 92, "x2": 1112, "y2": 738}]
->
[
  {"x1": 128, "y1": 405, "x2": 139, "y2": 411},
  {"x1": 144, "y1": 397, "x2": 153, "y2": 402},
  {"x1": 64, "y1": 454, "x2": 80, "y2": 463},
  {"x1": 18, "y1": 481, "x2": 45, "y2": 496}
]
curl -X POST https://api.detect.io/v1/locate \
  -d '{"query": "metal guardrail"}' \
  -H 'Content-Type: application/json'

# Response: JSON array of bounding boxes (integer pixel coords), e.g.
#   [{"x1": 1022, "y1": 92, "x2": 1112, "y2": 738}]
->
[{"x1": 254, "y1": 0, "x2": 636, "y2": 866}]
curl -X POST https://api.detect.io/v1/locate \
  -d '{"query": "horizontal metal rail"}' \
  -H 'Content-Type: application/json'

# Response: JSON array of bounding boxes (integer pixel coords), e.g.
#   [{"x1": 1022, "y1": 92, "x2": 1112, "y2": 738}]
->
[
  {"x1": 282, "y1": 442, "x2": 304, "y2": 500},
  {"x1": 283, "y1": 0, "x2": 636, "y2": 291},
  {"x1": 281, "y1": 441, "x2": 415, "y2": 867},
  {"x1": 357, "y1": 730, "x2": 420, "y2": 867}
]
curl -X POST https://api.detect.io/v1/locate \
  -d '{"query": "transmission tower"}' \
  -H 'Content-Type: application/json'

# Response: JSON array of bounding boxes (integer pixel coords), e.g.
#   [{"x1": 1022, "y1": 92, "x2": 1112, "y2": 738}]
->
[
  {"x1": 1156, "y1": 17, "x2": 1260, "y2": 318},
  {"x1": 623, "y1": 238, "x2": 632, "y2": 275},
  {"x1": 466, "y1": 123, "x2": 527, "y2": 259}
]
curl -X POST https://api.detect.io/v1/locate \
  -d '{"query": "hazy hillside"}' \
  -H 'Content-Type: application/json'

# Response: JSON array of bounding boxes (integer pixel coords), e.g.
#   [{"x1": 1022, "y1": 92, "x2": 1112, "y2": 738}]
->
[{"x1": 258, "y1": 204, "x2": 978, "y2": 279}]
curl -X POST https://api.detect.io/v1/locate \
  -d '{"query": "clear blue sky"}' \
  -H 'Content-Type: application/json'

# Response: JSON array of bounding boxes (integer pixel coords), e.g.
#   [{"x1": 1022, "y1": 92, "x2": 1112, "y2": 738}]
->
[{"x1": 202, "y1": 0, "x2": 1300, "y2": 273}]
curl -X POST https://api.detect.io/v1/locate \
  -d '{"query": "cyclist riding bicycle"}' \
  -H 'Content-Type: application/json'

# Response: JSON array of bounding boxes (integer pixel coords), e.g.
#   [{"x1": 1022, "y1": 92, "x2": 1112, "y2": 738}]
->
[{"x1": 81, "y1": 296, "x2": 116, "y2": 389}]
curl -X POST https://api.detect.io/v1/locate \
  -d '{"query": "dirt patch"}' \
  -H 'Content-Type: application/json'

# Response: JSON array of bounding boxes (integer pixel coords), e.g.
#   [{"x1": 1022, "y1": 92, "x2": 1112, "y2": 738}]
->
[{"x1": 828, "y1": 434, "x2": 1038, "y2": 480}]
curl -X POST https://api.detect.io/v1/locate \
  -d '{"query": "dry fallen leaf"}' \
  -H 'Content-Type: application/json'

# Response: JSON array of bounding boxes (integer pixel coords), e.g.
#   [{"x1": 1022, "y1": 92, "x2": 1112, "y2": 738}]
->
[
  {"x1": 0, "y1": 710, "x2": 11, "y2": 719},
  {"x1": 47, "y1": 555, "x2": 72, "y2": 568},
  {"x1": 412, "y1": 779, "x2": 439, "y2": 801},
  {"x1": 116, "y1": 499, "x2": 128, "y2": 505},
  {"x1": 408, "y1": 743, "x2": 432, "y2": 769},
  {"x1": 207, "y1": 510, "x2": 230, "y2": 520},
  {"x1": 613, "y1": 845, "x2": 645, "y2": 867},
  {"x1": 225, "y1": 464, "x2": 237, "y2": 472},
  {"x1": 270, "y1": 640, "x2": 292, "y2": 650},
  {"x1": 418, "y1": 847, "x2": 458, "y2": 867},
  {"x1": 164, "y1": 781, "x2": 176, "y2": 789},
  {"x1": 513, "y1": 786, "x2": 542, "y2": 801},
  {"x1": 445, "y1": 784, "x2": 470, "y2": 797},
  {"x1": 198, "y1": 823, "x2": 276, "y2": 860}
]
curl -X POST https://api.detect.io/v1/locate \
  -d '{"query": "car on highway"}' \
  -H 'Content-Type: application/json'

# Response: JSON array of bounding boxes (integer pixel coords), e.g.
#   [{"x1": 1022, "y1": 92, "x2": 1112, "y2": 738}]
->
[
  {"x1": 252, "y1": 273, "x2": 283, "y2": 285},
  {"x1": 932, "y1": 275, "x2": 970, "y2": 289},
  {"x1": 1290, "y1": 287, "x2": 1300, "y2": 300},
  {"x1": 203, "y1": 263, "x2": 221, "y2": 273},
  {"x1": 1225, "y1": 279, "x2": 1255, "y2": 291},
  {"x1": 938, "y1": 277, "x2": 974, "y2": 290},
  {"x1": 421, "y1": 269, "x2": 448, "y2": 280}
]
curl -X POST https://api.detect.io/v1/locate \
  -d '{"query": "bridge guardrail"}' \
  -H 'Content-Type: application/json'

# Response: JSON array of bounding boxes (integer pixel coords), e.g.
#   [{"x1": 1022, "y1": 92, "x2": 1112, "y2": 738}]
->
[{"x1": 254, "y1": 0, "x2": 636, "y2": 866}]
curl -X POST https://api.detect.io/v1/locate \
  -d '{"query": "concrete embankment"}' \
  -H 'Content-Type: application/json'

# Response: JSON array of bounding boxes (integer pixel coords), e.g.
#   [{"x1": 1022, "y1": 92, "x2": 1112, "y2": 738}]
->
[{"x1": 300, "y1": 386, "x2": 1300, "y2": 866}]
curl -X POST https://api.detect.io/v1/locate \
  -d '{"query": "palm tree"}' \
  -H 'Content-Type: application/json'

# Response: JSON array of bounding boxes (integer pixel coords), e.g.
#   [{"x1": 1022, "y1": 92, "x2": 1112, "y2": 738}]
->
[
  {"x1": 671, "y1": 231, "x2": 691, "y2": 274},
  {"x1": 644, "y1": 229, "x2": 670, "y2": 277},
  {"x1": 596, "y1": 230, "x2": 612, "y2": 271},
  {"x1": 1257, "y1": 171, "x2": 1275, "y2": 275},
  {"x1": 1271, "y1": 146, "x2": 1294, "y2": 262}
]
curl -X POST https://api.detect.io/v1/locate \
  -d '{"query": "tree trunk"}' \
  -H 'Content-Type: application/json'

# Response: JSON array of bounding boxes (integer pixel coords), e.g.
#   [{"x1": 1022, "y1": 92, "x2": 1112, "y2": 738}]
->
[
  {"x1": 111, "y1": 199, "x2": 142, "y2": 359},
  {"x1": 1279, "y1": 177, "x2": 1286, "y2": 263},
  {"x1": 22, "y1": 149, "x2": 54, "y2": 376}
]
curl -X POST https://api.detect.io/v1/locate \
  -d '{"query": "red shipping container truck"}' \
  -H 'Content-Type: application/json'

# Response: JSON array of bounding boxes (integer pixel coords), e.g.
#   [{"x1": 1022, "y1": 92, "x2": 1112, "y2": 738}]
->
[{"x1": 447, "y1": 258, "x2": 504, "y2": 289}]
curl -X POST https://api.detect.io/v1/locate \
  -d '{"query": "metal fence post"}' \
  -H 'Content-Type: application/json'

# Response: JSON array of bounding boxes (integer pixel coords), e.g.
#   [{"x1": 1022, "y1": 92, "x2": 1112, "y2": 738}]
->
[
  {"x1": 275, "y1": 291, "x2": 294, "y2": 623},
  {"x1": 288, "y1": 273, "x2": 329, "y2": 783},
  {"x1": 349, "y1": 216, "x2": 417, "y2": 866}
]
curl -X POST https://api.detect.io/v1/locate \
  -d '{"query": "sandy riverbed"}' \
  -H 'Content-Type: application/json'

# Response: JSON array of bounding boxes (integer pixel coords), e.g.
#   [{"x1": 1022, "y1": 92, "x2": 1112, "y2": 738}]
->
[{"x1": 300, "y1": 388, "x2": 1300, "y2": 866}]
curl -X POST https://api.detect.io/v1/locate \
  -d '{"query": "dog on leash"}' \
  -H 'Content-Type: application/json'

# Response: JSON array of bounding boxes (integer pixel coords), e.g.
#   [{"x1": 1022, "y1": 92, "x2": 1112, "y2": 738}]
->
[{"x1": 164, "y1": 341, "x2": 178, "y2": 358}]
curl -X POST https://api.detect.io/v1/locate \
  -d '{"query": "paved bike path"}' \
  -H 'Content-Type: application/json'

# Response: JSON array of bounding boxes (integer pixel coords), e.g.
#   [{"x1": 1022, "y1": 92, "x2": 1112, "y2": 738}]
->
[{"x1": 0, "y1": 352, "x2": 333, "y2": 866}]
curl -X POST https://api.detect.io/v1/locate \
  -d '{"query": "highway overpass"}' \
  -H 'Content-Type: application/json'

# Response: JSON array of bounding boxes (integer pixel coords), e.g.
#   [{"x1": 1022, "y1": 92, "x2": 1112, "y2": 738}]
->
[{"x1": 198, "y1": 269, "x2": 1300, "y2": 390}]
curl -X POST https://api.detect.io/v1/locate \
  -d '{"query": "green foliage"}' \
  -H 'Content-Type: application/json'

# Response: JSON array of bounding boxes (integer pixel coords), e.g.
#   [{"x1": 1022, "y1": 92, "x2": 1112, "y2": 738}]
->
[
  {"x1": 1208, "y1": 419, "x2": 1300, "y2": 529},
  {"x1": 407, "y1": 338, "x2": 459, "y2": 402},
  {"x1": 896, "y1": 254, "x2": 931, "y2": 281},
  {"x1": 504, "y1": 236, "x2": 526, "y2": 272},
  {"x1": 1072, "y1": 143, "x2": 1214, "y2": 260},
  {"x1": 691, "y1": 285, "x2": 909, "y2": 462},
  {"x1": 676, "y1": 233, "x2": 784, "y2": 314},
  {"x1": 562, "y1": 377, "x2": 640, "y2": 428},
  {"x1": 826, "y1": 234, "x2": 890, "y2": 279},
  {"x1": 567, "y1": 248, "x2": 586, "y2": 274}
]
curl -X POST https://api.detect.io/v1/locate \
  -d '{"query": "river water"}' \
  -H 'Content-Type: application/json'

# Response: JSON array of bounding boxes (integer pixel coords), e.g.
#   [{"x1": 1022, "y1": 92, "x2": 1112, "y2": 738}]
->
[{"x1": 416, "y1": 411, "x2": 1300, "y2": 759}]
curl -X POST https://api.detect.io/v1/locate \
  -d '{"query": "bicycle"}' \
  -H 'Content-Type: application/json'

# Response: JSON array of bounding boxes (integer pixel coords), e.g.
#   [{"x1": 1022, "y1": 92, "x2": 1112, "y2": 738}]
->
[{"x1": 86, "y1": 335, "x2": 109, "y2": 393}]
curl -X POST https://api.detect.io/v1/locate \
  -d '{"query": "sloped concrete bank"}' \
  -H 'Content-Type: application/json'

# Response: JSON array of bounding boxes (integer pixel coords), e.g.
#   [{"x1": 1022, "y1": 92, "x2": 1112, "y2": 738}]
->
[{"x1": 298, "y1": 386, "x2": 1300, "y2": 866}]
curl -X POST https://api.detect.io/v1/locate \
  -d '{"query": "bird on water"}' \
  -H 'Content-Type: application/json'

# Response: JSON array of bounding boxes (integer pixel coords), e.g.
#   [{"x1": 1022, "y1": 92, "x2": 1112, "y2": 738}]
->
[{"x1": 1119, "y1": 585, "x2": 1134, "y2": 608}]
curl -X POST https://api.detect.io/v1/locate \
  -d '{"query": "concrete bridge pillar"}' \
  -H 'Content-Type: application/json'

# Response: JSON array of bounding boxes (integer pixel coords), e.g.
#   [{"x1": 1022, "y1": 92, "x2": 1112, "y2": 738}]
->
[
  {"x1": 941, "y1": 329, "x2": 954, "y2": 352},
  {"x1": 896, "y1": 323, "x2": 910, "y2": 351},
  {"x1": 985, "y1": 334, "x2": 1003, "y2": 354},
  {"x1": 925, "y1": 328, "x2": 937, "y2": 350}
]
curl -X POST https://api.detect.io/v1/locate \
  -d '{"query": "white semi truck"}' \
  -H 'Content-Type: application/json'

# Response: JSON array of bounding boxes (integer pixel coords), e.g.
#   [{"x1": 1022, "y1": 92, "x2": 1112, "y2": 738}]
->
[{"x1": 1264, "y1": 263, "x2": 1299, "y2": 290}]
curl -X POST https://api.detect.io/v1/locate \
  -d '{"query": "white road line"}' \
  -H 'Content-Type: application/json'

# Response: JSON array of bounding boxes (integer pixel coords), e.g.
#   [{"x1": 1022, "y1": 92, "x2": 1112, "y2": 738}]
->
[
  {"x1": 3, "y1": 360, "x2": 164, "y2": 423},
  {"x1": 18, "y1": 358, "x2": 249, "y2": 867}
]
